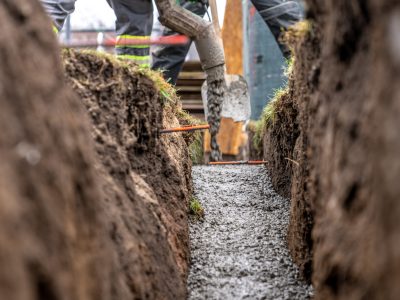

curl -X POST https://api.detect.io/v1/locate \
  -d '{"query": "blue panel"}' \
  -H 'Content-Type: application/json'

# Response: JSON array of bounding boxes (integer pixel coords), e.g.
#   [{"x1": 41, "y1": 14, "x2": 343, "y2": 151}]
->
[{"x1": 244, "y1": 2, "x2": 287, "y2": 120}]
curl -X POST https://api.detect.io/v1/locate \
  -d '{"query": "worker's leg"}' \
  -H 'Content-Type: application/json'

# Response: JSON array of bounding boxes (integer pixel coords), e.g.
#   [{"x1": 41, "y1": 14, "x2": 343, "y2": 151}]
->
[
  {"x1": 250, "y1": 0, "x2": 302, "y2": 58},
  {"x1": 151, "y1": 1, "x2": 208, "y2": 85},
  {"x1": 106, "y1": 0, "x2": 153, "y2": 66},
  {"x1": 40, "y1": 0, "x2": 76, "y2": 32}
]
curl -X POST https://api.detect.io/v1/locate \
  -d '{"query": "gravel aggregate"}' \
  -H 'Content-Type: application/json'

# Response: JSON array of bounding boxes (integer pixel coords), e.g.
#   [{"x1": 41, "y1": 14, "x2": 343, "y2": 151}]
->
[{"x1": 188, "y1": 165, "x2": 313, "y2": 300}]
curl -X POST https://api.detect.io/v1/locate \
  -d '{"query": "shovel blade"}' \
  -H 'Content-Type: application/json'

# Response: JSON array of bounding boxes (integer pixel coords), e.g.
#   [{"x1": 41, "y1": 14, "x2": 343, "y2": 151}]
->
[{"x1": 201, "y1": 74, "x2": 251, "y2": 122}]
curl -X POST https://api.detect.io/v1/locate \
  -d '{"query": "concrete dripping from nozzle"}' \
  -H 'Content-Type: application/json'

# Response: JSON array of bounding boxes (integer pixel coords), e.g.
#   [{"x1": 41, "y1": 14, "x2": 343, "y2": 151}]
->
[
  {"x1": 205, "y1": 65, "x2": 226, "y2": 161},
  {"x1": 155, "y1": 0, "x2": 227, "y2": 161}
]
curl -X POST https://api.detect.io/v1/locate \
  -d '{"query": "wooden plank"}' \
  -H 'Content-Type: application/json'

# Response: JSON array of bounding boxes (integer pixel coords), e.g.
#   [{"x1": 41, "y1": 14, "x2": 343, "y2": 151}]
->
[
  {"x1": 176, "y1": 79, "x2": 205, "y2": 87},
  {"x1": 180, "y1": 61, "x2": 203, "y2": 72},
  {"x1": 203, "y1": 118, "x2": 246, "y2": 156},
  {"x1": 177, "y1": 86, "x2": 202, "y2": 92},
  {"x1": 178, "y1": 72, "x2": 206, "y2": 80},
  {"x1": 222, "y1": 0, "x2": 243, "y2": 75}
]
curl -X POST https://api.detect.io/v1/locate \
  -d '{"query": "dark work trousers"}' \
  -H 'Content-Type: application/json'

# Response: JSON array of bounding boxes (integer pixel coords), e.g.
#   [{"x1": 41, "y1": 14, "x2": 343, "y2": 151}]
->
[
  {"x1": 151, "y1": 1, "x2": 208, "y2": 85},
  {"x1": 40, "y1": 0, "x2": 154, "y2": 65},
  {"x1": 250, "y1": 0, "x2": 302, "y2": 58},
  {"x1": 151, "y1": 0, "x2": 302, "y2": 84}
]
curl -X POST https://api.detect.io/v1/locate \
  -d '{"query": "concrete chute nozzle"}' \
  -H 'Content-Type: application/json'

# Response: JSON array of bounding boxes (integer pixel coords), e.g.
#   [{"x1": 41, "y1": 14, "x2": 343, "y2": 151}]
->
[{"x1": 155, "y1": 0, "x2": 226, "y2": 161}]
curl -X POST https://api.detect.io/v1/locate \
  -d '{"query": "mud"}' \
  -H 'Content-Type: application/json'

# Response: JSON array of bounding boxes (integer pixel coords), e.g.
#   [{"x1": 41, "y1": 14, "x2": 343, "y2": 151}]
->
[{"x1": 188, "y1": 165, "x2": 312, "y2": 299}]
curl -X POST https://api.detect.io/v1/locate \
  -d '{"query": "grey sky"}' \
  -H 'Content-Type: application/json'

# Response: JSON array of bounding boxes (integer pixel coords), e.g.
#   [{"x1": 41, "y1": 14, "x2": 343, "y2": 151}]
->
[{"x1": 71, "y1": 0, "x2": 227, "y2": 30}]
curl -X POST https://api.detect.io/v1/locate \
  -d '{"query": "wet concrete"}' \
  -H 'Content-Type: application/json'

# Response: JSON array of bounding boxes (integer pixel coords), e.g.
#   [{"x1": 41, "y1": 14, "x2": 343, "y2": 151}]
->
[{"x1": 188, "y1": 165, "x2": 313, "y2": 299}]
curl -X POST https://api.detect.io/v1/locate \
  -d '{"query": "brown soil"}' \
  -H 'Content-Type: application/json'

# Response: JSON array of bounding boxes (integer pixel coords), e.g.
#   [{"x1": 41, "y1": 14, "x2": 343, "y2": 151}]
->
[
  {"x1": 0, "y1": 1, "x2": 192, "y2": 299},
  {"x1": 262, "y1": 88, "x2": 299, "y2": 198},
  {"x1": 286, "y1": 21, "x2": 321, "y2": 283},
  {"x1": 0, "y1": 1, "x2": 117, "y2": 299},
  {"x1": 307, "y1": 1, "x2": 400, "y2": 298},
  {"x1": 263, "y1": 0, "x2": 400, "y2": 299},
  {"x1": 63, "y1": 49, "x2": 192, "y2": 286}
]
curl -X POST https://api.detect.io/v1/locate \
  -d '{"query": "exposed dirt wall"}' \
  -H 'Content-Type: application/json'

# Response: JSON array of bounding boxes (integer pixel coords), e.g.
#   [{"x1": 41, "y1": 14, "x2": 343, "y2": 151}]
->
[
  {"x1": 0, "y1": 1, "x2": 192, "y2": 299},
  {"x1": 263, "y1": 0, "x2": 400, "y2": 298},
  {"x1": 0, "y1": 1, "x2": 119, "y2": 299},
  {"x1": 63, "y1": 51, "x2": 192, "y2": 297},
  {"x1": 262, "y1": 88, "x2": 299, "y2": 198},
  {"x1": 286, "y1": 22, "x2": 321, "y2": 283},
  {"x1": 307, "y1": 1, "x2": 400, "y2": 298}
]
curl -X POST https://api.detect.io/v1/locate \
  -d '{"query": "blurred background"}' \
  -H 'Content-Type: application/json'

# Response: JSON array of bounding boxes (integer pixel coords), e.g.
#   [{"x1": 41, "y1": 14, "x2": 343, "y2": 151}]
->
[{"x1": 59, "y1": 0, "x2": 301, "y2": 120}]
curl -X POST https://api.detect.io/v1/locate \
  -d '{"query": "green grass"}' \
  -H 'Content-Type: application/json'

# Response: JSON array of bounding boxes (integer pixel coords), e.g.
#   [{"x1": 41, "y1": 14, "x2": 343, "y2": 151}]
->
[
  {"x1": 65, "y1": 48, "x2": 205, "y2": 163},
  {"x1": 67, "y1": 49, "x2": 177, "y2": 105},
  {"x1": 263, "y1": 87, "x2": 288, "y2": 125},
  {"x1": 283, "y1": 56, "x2": 295, "y2": 78},
  {"x1": 282, "y1": 20, "x2": 313, "y2": 54},
  {"x1": 189, "y1": 131, "x2": 204, "y2": 165},
  {"x1": 252, "y1": 120, "x2": 264, "y2": 153},
  {"x1": 189, "y1": 196, "x2": 204, "y2": 219},
  {"x1": 253, "y1": 20, "x2": 306, "y2": 147},
  {"x1": 283, "y1": 20, "x2": 313, "y2": 43},
  {"x1": 176, "y1": 109, "x2": 201, "y2": 126},
  {"x1": 136, "y1": 65, "x2": 177, "y2": 105},
  {"x1": 253, "y1": 87, "x2": 289, "y2": 151},
  {"x1": 79, "y1": 48, "x2": 128, "y2": 65},
  {"x1": 175, "y1": 109, "x2": 206, "y2": 165},
  {"x1": 292, "y1": 20, "x2": 312, "y2": 37}
]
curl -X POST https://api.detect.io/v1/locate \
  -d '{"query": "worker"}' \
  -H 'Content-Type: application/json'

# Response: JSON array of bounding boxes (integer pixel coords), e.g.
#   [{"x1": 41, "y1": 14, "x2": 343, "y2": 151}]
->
[
  {"x1": 151, "y1": 0, "x2": 303, "y2": 84},
  {"x1": 41, "y1": 0, "x2": 153, "y2": 66},
  {"x1": 152, "y1": 0, "x2": 208, "y2": 85},
  {"x1": 42, "y1": 0, "x2": 301, "y2": 81},
  {"x1": 250, "y1": 0, "x2": 302, "y2": 58}
]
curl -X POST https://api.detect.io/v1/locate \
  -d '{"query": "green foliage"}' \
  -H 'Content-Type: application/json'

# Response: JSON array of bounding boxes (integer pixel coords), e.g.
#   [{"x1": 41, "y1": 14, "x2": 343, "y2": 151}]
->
[
  {"x1": 252, "y1": 120, "x2": 264, "y2": 153},
  {"x1": 136, "y1": 65, "x2": 177, "y2": 105},
  {"x1": 293, "y1": 20, "x2": 312, "y2": 36},
  {"x1": 175, "y1": 109, "x2": 206, "y2": 165},
  {"x1": 189, "y1": 131, "x2": 204, "y2": 165},
  {"x1": 283, "y1": 56, "x2": 295, "y2": 78},
  {"x1": 253, "y1": 87, "x2": 289, "y2": 151},
  {"x1": 176, "y1": 109, "x2": 200, "y2": 126},
  {"x1": 282, "y1": 20, "x2": 313, "y2": 55},
  {"x1": 189, "y1": 196, "x2": 204, "y2": 219},
  {"x1": 70, "y1": 49, "x2": 177, "y2": 105},
  {"x1": 263, "y1": 87, "x2": 288, "y2": 126},
  {"x1": 66, "y1": 49, "x2": 205, "y2": 163}
]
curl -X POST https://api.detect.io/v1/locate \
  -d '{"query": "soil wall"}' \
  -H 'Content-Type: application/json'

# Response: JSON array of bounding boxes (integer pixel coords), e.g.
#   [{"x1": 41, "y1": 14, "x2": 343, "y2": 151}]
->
[
  {"x1": 63, "y1": 50, "x2": 192, "y2": 298},
  {"x1": 262, "y1": 88, "x2": 299, "y2": 198},
  {"x1": 263, "y1": 0, "x2": 400, "y2": 298},
  {"x1": 0, "y1": 1, "x2": 192, "y2": 299},
  {"x1": 0, "y1": 1, "x2": 118, "y2": 299},
  {"x1": 286, "y1": 21, "x2": 321, "y2": 283}
]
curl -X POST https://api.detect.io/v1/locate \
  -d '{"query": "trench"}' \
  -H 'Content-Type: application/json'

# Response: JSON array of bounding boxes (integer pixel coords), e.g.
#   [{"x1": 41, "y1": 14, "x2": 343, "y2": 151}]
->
[{"x1": 188, "y1": 165, "x2": 313, "y2": 299}]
